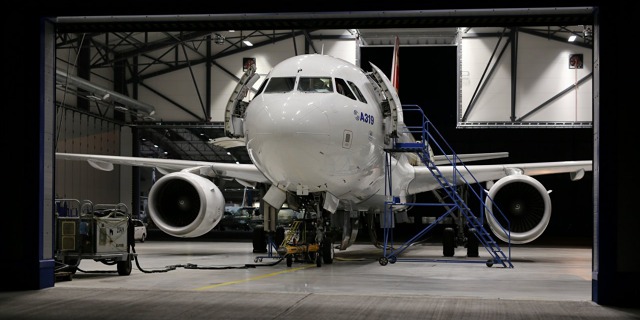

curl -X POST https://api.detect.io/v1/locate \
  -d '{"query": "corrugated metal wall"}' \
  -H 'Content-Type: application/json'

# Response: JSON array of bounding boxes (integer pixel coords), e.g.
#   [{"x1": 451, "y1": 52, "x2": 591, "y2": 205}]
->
[{"x1": 54, "y1": 109, "x2": 122, "y2": 209}]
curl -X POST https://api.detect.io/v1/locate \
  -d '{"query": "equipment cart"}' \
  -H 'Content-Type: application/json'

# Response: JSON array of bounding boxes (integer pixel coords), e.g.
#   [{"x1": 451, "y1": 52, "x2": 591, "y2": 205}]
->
[
  {"x1": 54, "y1": 199, "x2": 136, "y2": 279},
  {"x1": 277, "y1": 218, "x2": 322, "y2": 267}
]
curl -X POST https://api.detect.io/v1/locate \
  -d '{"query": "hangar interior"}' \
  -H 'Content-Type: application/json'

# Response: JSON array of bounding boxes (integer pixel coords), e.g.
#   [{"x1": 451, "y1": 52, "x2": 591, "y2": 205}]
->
[
  {"x1": 53, "y1": 13, "x2": 594, "y2": 238},
  {"x1": 4, "y1": 0, "x2": 640, "y2": 314},
  {"x1": 2, "y1": 2, "x2": 638, "y2": 316}
]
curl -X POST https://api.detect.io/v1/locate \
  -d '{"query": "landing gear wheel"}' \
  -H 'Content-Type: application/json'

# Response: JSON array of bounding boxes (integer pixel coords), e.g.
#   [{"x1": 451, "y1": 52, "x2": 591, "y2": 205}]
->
[
  {"x1": 486, "y1": 259, "x2": 494, "y2": 267},
  {"x1": 252, "y1": 226, "x2": 267, "y2": 253},
  {"x1": 379, "y1": 257, "x2": 388, "y2": 266},
  {"x1": 389, "y1": 255, "x2": 397, "y2": 264},
  {"x1": 117, "y1": 256, "x2": 132, "y2": 275},
  {"x1": 443, "y1": 227, "x2": 455, "y2": 257},
  {"x1": 466, "y1": 228, "x2": 479, "y2": 258},
  {"x1": 321, "y1": 239, "x2": 334, "y2": 264},
  {"x1": 286, "y1": 255, "x2": 293, "y2": 267}
]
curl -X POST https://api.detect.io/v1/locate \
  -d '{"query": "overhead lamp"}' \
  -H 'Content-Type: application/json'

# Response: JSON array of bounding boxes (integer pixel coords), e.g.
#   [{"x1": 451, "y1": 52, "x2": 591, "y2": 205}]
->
[
  {"x1": 243, "y1": 40, "x2": 253, "y2": 46},
  {"x1": 214, "y1": 33, "x2": 225, "y2": 45},
  {"x1": 568, "y1": 34, "x2": 577, "y2": 42}
]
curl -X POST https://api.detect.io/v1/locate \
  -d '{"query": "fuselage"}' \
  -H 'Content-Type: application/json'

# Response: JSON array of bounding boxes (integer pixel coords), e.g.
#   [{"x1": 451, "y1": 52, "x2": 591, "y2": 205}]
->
[{"x1": 243, "y1": 54, "x2": 412, "y2": 208}]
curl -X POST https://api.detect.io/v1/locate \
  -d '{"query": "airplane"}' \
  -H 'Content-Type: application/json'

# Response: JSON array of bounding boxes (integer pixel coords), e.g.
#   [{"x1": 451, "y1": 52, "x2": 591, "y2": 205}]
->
[{"x1": 56, "y1": 51, "x2": 592, "y2": 266}]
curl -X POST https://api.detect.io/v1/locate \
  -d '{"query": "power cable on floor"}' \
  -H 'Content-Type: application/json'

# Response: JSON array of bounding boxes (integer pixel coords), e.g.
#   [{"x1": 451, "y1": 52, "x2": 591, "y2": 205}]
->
[{"x1": 130, "y1": 245, "x2": 284, "y2": 273}]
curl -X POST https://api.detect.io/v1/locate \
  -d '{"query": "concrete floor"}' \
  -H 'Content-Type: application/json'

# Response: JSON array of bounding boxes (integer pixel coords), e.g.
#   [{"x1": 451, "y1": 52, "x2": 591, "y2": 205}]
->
[{"x1": 1, "y1": 238, "x2": 639, "y2": 319}]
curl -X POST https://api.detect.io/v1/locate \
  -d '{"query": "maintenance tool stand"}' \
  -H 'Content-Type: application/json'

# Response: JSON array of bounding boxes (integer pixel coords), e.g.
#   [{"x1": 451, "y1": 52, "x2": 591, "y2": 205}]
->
[
  {"x1": 54, "y1": 199, "x2": 137, "y2": 280},
  {"x1": 380, "y1": 105, "x2": 513, "y2": 268},
  {"x1": 254, "y1": 231, "x2": 283, "y2": 263},
  {"x1": 277, "y1": 217, "x2": 323, "y2": 268}
]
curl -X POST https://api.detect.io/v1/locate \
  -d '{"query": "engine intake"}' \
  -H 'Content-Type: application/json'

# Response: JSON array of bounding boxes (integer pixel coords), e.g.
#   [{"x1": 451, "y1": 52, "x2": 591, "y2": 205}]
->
[
  {"x1": 148, "y1": 172, "x2": 224, "y2": 238},
  {"x1": 484, "y1": 175, "x2": 551, "y2": 244}
]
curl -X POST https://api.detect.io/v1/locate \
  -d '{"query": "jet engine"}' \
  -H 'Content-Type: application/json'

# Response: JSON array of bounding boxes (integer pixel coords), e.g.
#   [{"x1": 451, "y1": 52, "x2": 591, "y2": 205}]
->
[
  {"x1": 484, "y1": 175, "x2": 551, "y2": 244},
  {"x1": 147, "y1": 172, "x2": 225, "y2": 238}
]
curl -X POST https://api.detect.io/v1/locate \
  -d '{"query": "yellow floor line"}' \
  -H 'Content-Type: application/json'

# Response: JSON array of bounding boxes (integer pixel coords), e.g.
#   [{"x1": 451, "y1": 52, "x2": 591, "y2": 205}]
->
[{"x1": 194, "y1": 264, "x2": 316, "y2": 291}]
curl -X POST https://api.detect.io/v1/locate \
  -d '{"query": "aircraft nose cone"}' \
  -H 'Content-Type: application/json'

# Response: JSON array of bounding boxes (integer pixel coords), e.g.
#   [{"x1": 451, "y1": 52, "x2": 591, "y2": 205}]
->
[
  {"x1": 246, "y1": 94, "x2": 332, "y2": 140},
  {"x1": 244, "y1": 95, "x2": 332, "y2": 187}
]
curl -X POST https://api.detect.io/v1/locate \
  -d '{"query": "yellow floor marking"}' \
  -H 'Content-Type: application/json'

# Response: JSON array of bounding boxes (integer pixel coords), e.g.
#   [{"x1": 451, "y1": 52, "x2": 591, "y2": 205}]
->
[{"x1": 194, "y1": 264, "x2": 316, "y2": 291}]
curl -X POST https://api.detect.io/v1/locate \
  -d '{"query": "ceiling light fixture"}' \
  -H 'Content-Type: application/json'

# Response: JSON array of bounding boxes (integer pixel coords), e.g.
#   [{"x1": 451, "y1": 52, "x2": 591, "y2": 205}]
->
[
  {"x1": 243, "y1": 40, "x2": 253, "y2": 46},
  {"x1": 568, "y1": 34, "x2": 577, "y2": 42},
  {"x1": 214, "y1": 33, "x2": 225, "y2": 45}
]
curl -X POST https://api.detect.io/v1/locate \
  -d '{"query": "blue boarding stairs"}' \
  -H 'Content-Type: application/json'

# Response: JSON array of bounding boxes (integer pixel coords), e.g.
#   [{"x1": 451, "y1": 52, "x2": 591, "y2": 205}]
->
[{"x1": 380, "y1": 104, "x2": 513, "y2": 268}]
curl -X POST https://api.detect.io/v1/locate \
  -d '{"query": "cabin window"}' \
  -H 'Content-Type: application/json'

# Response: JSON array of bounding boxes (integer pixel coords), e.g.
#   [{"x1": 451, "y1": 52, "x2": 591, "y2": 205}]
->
[
  {"x1": 264, "y1": 77, "x2": 296, "y2": 93},
  {"x1": 298, "y1": 77, "x2": 333, "y2": 93}
]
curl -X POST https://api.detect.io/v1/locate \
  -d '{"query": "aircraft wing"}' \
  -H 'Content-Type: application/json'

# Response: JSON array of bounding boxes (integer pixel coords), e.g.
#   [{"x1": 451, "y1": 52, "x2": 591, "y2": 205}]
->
[
  {"x1": 432, "y1": 152, "x2": 509, "y2": 165},
  {"x1": 56, "y1": 153, "x2": 270, "y2": 184},
  {"x1": 407, "y1": 160, "x2": 592, "y2": 194}
]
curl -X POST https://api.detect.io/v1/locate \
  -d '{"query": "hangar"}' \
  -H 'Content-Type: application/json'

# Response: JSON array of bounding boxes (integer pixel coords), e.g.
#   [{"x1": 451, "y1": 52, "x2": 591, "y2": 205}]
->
[{"x1": 2, "y1": 1, "x2": 639, "y2": 319}]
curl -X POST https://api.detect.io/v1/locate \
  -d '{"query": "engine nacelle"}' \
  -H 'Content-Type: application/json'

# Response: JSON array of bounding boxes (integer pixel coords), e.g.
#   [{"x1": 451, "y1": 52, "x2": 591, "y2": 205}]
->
[
  {"x1": 148, "y1": 172, "x2": 225, "y2": 238},
  {"x1": 484, "y1": 175, "x2": 551, "y2": 244}
]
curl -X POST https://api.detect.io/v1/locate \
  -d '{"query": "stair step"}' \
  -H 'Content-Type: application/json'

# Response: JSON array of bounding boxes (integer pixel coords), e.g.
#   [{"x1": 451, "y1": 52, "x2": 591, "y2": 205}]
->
[{"x1": 395, "y1": 142, "x2": 424, "y2": 150}]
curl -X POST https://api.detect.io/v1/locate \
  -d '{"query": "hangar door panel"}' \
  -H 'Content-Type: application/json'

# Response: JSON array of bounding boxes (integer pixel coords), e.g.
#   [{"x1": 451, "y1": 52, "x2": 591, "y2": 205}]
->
[{"x1": 459, "y1": 28, "x2": 593, "y2": 128}]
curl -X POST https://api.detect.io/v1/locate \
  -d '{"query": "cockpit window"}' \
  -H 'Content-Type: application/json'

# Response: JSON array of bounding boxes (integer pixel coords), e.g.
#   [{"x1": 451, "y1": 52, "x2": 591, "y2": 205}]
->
[
  {"x1": 255, "y1": 78, "x2": 268, "y2": 96},
  {"x1": 335, "y1": 78, "x2": 357, "y2": 101},
  {"x1": 298, "y1": 77, "x2": 333, "y2": 93},
  {"x1": 347, "y1": 81, "x2": 367, "y2": 103},
  {"x1": 264, "y1": 77, "x2": 296, "y2": 93}
]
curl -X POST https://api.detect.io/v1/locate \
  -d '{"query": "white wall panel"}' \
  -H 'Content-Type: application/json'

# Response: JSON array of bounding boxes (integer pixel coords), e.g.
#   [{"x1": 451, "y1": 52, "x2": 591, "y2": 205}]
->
[
  {"x1": 461, "y1": 36, "x2": 512, "y2": 119},
  {"x1": 140, "y1": 67, "x2": 208, "y2": 122},
  {"x1": 460, "y1": 30, "x2": 592, "y2": 125}
]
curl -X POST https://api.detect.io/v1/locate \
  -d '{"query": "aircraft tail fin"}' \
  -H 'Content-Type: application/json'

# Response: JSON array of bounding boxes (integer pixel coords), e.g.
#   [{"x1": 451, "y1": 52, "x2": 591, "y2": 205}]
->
[{"x1": 391, "y1": 36, "x2": 400, "y2": 93}]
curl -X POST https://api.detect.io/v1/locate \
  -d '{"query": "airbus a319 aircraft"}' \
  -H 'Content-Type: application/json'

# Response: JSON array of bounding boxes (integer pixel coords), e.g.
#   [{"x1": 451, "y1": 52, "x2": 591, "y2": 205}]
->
[{"x1": 57, "y1": 52, "x2": 592, "y2": 265}]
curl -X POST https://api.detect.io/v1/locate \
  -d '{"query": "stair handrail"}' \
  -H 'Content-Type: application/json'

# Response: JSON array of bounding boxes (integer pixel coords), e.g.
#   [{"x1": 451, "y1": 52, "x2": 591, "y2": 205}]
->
[{"x1": 399, "y1": 104, "x2": 512, "y2": 248}]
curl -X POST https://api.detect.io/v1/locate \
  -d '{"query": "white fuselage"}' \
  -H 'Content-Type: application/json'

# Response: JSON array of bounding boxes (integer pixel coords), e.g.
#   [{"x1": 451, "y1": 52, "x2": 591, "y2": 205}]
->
[{"x1": 243, "y1": 55, "x2": 414, "y2": 212}]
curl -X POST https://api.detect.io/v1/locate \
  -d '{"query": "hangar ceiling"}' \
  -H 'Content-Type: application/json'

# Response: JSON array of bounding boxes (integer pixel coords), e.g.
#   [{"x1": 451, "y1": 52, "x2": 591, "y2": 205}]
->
[
  {"x1": 54, "y1": 7, "x2": 594, "y2": 163},
  {"x1": 55, "y1": 8, "x2": 594, "y2": 33}
]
